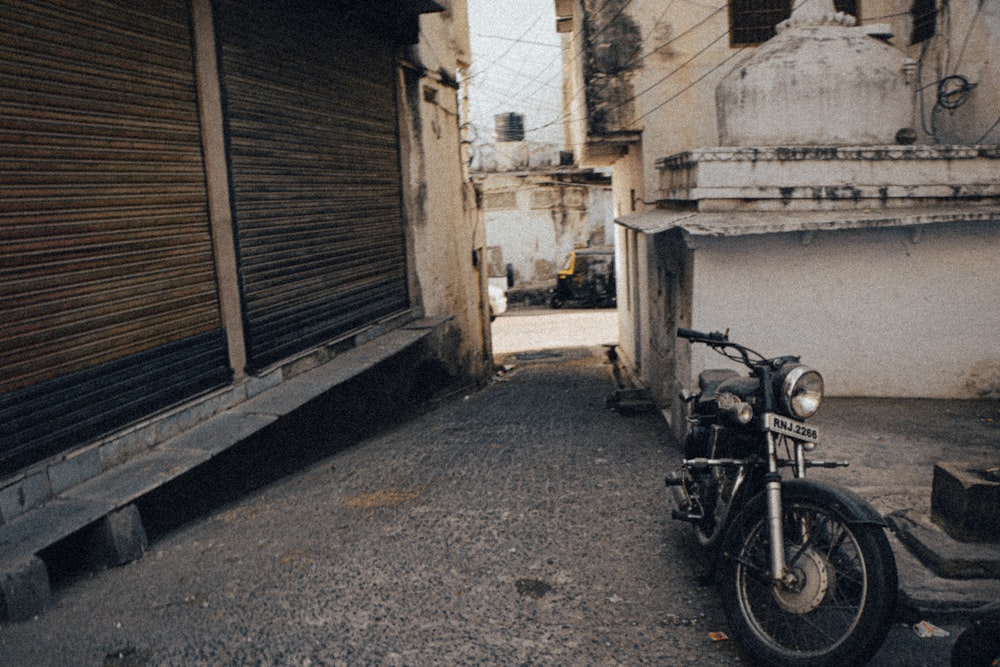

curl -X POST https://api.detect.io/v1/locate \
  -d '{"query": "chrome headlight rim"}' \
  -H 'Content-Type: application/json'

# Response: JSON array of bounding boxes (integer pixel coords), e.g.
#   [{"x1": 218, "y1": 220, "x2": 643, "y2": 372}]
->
[{"x1": 779, "y1": 365, "x2": 824, "y2": 419}]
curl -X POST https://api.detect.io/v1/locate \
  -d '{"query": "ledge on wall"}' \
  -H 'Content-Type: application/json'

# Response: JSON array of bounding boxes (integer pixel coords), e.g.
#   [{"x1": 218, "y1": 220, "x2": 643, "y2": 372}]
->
[{"x1": 0, "y1": 316, "x2": 448, "y2": 622}]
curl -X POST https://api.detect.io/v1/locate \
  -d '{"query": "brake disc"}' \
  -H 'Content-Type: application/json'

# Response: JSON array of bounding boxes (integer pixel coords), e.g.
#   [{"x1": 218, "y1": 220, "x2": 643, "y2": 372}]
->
[{"x1": 773, "y1": 548, "x2": 830, "y2": 615}]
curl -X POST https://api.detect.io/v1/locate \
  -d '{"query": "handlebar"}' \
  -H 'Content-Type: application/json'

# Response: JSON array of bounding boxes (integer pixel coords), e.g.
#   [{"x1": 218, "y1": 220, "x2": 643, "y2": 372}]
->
[
  {"x1": 677, "y1": 327, "x2": 728, "y2": 343},
  {"x1": 677, "y1": 327, "x2": 769, "y2": 369}
]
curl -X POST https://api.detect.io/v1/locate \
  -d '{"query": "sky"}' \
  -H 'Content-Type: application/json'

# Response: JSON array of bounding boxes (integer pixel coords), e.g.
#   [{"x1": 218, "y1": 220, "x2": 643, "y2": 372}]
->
[{"x1": 465, "y1": 0, "x2": 565, "y2": 146}]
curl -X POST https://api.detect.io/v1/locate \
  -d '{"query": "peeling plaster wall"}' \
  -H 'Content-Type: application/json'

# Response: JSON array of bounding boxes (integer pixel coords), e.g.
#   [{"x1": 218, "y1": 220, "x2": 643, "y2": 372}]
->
[
  {"x1": 686, "y1": 221, "x2": 1000, "y2": 398},
  {"x1": 479, "y1": 173, "x2": 613, "y2": 288},
  {"x1": 643, "y1": 230, "x2": 690, "y2": 412},
  {"x1": 627, "y1": 2, "x2": 727, "y2": 163},
  {"x1": 574, "y1": 1, "x2": 1000, "y2": 207},
  {"x1": 583, "y1": 0, "x2": 1000, "y2": 403},
  {"x1": 401, "y1": 7, "x2": 490, "y2": 382},
  {"x1": 582, "y1": 0, "x2": 642, "y2": 135},
  {"x1": 582, "y1": 0, "x2": 733, "y2": 213},
  {"x1": 909, "y1": 1, "x2": 1000, "y2": 144}
]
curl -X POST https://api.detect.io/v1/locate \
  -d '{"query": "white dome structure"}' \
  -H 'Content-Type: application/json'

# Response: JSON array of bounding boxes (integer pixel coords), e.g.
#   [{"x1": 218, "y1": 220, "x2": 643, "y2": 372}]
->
[{"x1": 716, "y1": 0, "x2": 916, "y2": 146}]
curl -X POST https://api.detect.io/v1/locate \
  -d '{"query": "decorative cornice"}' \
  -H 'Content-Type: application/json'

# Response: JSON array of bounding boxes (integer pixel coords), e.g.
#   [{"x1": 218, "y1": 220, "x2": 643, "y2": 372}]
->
[{"x1": 657, "y1": 145, "x2": 1000, "y2": 170}]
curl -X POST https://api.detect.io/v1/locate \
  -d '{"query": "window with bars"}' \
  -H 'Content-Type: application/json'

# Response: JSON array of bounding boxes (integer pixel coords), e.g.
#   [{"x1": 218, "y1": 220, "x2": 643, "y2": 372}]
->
[{"x1": 729, "y1": 1, "x2": 859, "y2": 46}]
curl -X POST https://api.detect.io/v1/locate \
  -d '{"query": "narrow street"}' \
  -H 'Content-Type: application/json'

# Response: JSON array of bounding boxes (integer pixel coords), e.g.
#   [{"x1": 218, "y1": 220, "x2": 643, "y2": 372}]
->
[
  {"x1": 491, "y1": 307, "x2": 619, "y2": 355},
  {"x1": 0, "y1": 308, "x2": 974, "y2": 666}
]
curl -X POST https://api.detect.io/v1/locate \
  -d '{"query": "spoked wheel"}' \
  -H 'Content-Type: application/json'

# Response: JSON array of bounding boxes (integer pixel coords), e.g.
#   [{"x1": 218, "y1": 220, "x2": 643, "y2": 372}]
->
[{"x1": 718, "y1": 497, "x2": 897, "y2": 667}]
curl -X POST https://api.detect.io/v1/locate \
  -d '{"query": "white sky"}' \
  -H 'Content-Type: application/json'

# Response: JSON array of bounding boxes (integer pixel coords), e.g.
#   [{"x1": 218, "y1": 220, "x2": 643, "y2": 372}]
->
[{"x1": 465, "y1": 0, "x2": 565, "y2": 145}]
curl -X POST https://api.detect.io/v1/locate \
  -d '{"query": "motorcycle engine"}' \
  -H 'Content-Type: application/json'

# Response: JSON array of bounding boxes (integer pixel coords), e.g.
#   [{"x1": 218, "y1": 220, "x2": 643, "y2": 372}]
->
[{"x1": 684, "y1": 420, "x2": 758, "y2": 460}]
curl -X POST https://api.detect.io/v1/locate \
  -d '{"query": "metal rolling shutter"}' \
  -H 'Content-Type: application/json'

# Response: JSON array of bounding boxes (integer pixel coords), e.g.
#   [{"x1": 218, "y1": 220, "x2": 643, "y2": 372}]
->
[
  {"x1": 215, "y1": 2, "x2": 411, "y2": 371},
  {"x1": 0, "y1": 0, "x2": 230, "y2": 474}
]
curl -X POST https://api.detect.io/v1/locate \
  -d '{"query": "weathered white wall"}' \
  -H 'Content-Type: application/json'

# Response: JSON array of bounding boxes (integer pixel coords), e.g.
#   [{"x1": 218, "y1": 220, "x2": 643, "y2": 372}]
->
[
  {"x1": 400, "y1": 5, "x2": 492, "y2": 381},
  {"x1": 624, "y1": 0, "x2": 727, "y2": 192},
  {"x1": 898, "y1": 1, "x2": 1000, "y2": 144},
  {"x1": 479, "y1": 172, "x2": 613, "y2": 288},
  {"x1": 568, "y1": 0, "x2": 1000, "y2": 203},
  {"x1": 577, "y1": 0, "x2": 1000, "y2": 406},
  {"x1": 687, "y1": 221, "x2": 1000, "y2": 398}
]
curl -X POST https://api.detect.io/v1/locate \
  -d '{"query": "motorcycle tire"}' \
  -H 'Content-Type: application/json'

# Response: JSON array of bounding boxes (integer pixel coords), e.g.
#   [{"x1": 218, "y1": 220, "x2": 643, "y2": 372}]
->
[
  {"x1": 549, "y1": 294, "x2": 564, "y2": 309},
  {"x1": 951, "y1": 622, "x2": 1000, "y2": 666},
  {"x1": 717, "y1": 496, "x2": 897, "y2": 667}
]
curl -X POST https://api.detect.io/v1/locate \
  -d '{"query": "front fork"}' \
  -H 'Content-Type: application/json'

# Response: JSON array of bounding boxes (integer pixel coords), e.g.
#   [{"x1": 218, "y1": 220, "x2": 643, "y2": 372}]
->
[
  {"x1": 765, "y1": 436, "x2": 816, "y2": 583},
  {"x1": 765, "y1": 431, "x2": 788, "y2": 582}
]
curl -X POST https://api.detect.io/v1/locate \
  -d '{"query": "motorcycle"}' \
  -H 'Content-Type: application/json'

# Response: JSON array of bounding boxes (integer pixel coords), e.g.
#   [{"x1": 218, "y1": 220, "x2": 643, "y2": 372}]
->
[{"x1": 666, "y1": 328, "x2": 898, "y2": 667}]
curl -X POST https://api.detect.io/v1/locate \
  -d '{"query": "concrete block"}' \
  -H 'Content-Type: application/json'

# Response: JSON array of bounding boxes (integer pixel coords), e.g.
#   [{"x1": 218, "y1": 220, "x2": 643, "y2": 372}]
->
[
  {"x1": 246, "y1": 369, "x2": 282, "y2": 399},
  {"x1": 932, "y1": 462, "x2": 1000, "y2": 542},
  {"x1": 282, "y1": 348, "x2": 330, "y2": 378},
  {"x1": 355, "y1": 324, "x2": 386, "y2": 345},
  {"x1": 98, "y1": 431, "x2": 155, "y2": 470},
  {"x1": 87, "y1": 505, "x2": 148, "y2": 568},
  {"x1": 0, "y1": 473, "x2": 50, "y2": 524},
  {"x1": 153, "y1": 385, "x2": 244, "y2": 443},
  {"x1": 890, "y1": 509, "x2": 1000, "y2": 579},
  {"x1": 48, "y1": 448, "x2": 103, "y2": 494},
  {"x1": 0, "y1": 556, "x2": 50, "y2": 622}
]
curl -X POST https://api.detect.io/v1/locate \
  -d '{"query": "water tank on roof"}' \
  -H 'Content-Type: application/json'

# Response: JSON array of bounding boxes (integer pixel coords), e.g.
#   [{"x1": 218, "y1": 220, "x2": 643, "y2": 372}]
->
[{"x1": 494, "y1": 112, "x2": 525, "y2": 142}]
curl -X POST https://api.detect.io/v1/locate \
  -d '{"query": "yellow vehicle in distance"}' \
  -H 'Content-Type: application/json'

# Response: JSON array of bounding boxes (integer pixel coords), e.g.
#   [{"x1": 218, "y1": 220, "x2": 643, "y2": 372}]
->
[{"x1": 550, "y1": 248, "x2": 616, "y2": 309}]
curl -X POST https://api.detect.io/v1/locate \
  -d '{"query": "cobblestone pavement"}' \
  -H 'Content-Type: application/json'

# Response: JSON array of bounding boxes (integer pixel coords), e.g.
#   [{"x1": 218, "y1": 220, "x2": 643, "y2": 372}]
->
[
  {"x1": 0, "y1": 347, "x2": 750, "y2": 666},
  {"x1": 0, "y1": 325, "x2": 993, "y2": 665}
]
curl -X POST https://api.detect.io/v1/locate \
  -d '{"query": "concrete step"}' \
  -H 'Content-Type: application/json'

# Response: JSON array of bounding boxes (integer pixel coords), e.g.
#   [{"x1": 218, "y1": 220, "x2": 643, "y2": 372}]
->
[{"x1": 889, "y1": 508, "x2": 1000, "y2": 580}]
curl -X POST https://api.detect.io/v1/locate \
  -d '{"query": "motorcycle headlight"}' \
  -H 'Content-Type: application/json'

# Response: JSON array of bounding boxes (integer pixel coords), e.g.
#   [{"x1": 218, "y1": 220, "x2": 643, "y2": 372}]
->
[{"x1": 778, "y1": 366, "x2": 824, "y2": 419}]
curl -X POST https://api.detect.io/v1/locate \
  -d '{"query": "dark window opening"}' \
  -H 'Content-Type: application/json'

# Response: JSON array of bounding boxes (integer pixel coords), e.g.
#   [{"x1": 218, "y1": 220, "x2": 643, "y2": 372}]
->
[
  {"x1": 911, "y1": 0, "x2": 936, "y2": 44},
  {"x1": 729, "y1": 1, "x2": 859, "y2": 46},
  {"x1": 729, "y1": 0, "x2": 789, "y2": 45},
  {"x1": 835, "y1": 1, "x2": 859, "y2": 19}
]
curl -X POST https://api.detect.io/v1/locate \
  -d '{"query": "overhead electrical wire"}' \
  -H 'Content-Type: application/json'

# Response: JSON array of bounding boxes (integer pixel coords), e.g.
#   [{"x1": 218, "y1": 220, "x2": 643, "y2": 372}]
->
[
  {"x1": 577, "y1": 0, "x2": 724, "y2": 107},
  {"x1": 462, "y1": 0, "x2": 750, "y2": 155},
  {"x1": 473, "y1": 0, "x2": 933, "y2": 143},
  {"x1": 466, "y1": 0, "x2": 622, "y2": 86},
  {"x1": 528, "y1": 3, "x2": 734, "y2": 135},
  {"x1": 631, "y1": 45, "x2": 746, "y2": 123},
  {"x1": 468, "y1": 0, "x2": 638, "y2": 138},
  {"x1": 909, "y1": 0, "x2": 995, "y2": 143},
  {"x1": 465, "y1": 4, "x2": 561, "y2": 139},
  {"x1": 468, "y1": 9, "x2": 547, "y2": 82},
  {"x1": 472, "y1": 0, "x2": 716, "y2": 139},
  {"x1": 474, "y1": 34, "x2": 562, "y2": 49},
  {"x1": 467, "y1": 0, "x2": 998, "y2": 151},
  {"x1": 628, "y1": 20, "x2": 730, "y2": 110}
]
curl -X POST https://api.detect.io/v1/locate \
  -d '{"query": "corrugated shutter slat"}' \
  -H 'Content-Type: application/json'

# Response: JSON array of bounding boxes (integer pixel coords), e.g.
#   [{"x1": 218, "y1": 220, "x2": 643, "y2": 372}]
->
[
  {"x1": 0, "y1": 0, "x2": 230, "y2": 474},
  {"x1": 216, "y1": 2, "x2": 410, "y2": 370}
]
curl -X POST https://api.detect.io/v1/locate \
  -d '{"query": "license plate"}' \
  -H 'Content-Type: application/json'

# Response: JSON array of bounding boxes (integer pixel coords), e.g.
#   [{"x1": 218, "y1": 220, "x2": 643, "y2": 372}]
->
[{"x1": 765, "y1": 413, "x2": 820, "y2": 443}]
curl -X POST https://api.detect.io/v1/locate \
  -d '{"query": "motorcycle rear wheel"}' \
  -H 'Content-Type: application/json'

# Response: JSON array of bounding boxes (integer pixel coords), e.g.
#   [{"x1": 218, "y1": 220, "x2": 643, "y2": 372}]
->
[{"x1": 718, "y1": 497, "x2": 897, "y2": 667}]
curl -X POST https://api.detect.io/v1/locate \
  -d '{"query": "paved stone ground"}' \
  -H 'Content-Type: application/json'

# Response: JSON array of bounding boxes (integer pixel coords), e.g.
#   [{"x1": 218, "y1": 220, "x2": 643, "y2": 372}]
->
[
  {"x1": 0, "y1": 317, "x2": 995, "y2": 665},
  {"x1": 0, "y1": 348, "x2": 749, "y2": 666}
]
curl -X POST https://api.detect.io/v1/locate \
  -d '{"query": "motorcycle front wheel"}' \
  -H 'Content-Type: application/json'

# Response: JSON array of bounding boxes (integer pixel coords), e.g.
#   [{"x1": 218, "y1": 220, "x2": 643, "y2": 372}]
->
[{"x1": 718, "y1": 497, "x2": 897, "y2": 667}]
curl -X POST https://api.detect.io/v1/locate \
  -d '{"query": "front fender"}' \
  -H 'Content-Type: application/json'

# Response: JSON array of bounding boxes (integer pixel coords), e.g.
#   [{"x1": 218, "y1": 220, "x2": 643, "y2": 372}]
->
[{"x1": 781, "y1": 478, "x2": 889, "y2": 527}]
